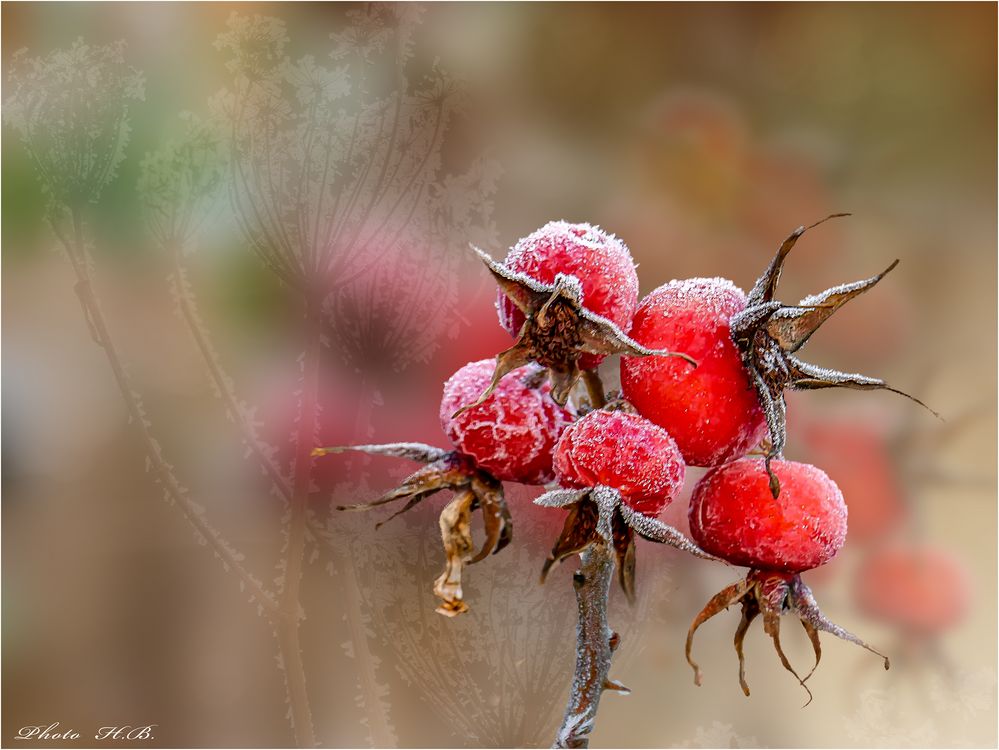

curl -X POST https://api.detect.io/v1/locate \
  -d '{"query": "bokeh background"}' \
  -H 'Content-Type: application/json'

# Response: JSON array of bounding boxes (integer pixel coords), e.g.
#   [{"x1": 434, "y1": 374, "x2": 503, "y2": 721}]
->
[{"x1": 3, "y1": 2, "x2": 996, "y2": 747}]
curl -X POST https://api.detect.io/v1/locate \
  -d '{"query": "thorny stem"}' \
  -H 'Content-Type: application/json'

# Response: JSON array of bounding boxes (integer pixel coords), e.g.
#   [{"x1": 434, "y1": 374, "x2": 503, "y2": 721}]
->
[
  {"x1": 57, "y1": 208, "x2": 280, "y2": 614},
  {"x1": 278, "y1": 295, "x2": 322, "y2": 747},
  {"x1": 554, "y1": 542, "x2": 620, "y2": 749}
]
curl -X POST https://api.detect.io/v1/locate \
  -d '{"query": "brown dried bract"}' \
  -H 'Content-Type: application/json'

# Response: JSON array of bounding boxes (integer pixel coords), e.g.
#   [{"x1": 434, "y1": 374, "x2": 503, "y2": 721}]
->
[
  {"x1": 452, "y1": 246, "x2": 696, "y2": 416},
  {"x1": 315, "y1": 442, "x2": 510, "y2": 616},
  {"x1": 535, "y1": 484, "x2": 718, "y2": 603},
  {"x1": 685, "y1": 570, "x2": 889, "y2": 705},
  {"x1": 729, "y1": 215, "x2": 940, "y2": 497}
]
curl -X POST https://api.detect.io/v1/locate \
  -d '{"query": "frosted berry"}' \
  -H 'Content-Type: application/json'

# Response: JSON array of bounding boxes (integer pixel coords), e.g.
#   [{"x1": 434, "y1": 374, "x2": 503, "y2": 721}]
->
[
  {"x1": 855, "y1": 544, "x2": 970, "y2": 637},
  {"x1": 685, "y1": 457, "x2": 887, "y2": 702},
  {"x1": 498, "y1": 221, "x2": 639, "y2": 371},
  {"x1": 554, "y1": 408, "x2": 685, "y2": 517},
  {"x1": 620, "y1": 278, "x2": 766, "y2": 467},
  {"x1": 458, "y1": 223, "x2": 694, "y2": 412},
  {"x1": 689, "y1": 458, "x2": 846, "y2": 572},
  {"x1": 441, "y1": 359, "x2": 573, "y2": 484},
  {"x1": 534, "y1": 404, "x2": 711, "y2": 602}
]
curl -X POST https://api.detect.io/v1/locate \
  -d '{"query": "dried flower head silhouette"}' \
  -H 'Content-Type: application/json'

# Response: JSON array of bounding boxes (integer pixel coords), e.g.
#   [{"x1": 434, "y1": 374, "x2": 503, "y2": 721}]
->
[
  {"x1": 8, "y1": 6, "x2": 499, "y2": 747},
  {"x1": 322, "y1": 215, "x2": 937, "y2": 747},
  {"x1": 5, "y1": 39, "x2": 144, "y2": 208}
]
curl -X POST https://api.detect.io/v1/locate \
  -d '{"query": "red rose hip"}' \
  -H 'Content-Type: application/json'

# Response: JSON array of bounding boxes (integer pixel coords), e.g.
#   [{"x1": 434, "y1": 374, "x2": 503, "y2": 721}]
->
[
  {"x1": 499, "y1": 221, "x2": 639, "y2": 370},
  {"x1": 441, "y1": 359, "x2": 573, "y2": 484},
  {"x1": 684, "y1": 457, "x2": 887, "y2": 701},
  {"x1": 554, "y1": 408, "x2": 685, "y2": 517},
  {"x1": 620, "y1": 278, "x2": 766, "y2": 467},
  {"x1": 689, "y1": 457, "x2": 846, "y2": 572}
]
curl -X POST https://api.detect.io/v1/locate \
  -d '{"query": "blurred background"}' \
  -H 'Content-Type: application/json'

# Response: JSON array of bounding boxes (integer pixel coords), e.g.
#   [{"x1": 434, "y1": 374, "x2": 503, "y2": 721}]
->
[{"x1": 3, "y1": 2, "x2": 996, "y2": 747}]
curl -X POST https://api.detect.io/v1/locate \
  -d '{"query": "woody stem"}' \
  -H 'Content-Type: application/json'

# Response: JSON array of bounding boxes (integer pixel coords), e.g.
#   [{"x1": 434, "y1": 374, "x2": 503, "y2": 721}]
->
[{"x1": 553, "y1": 541, "x2": 617, "y2": 748}]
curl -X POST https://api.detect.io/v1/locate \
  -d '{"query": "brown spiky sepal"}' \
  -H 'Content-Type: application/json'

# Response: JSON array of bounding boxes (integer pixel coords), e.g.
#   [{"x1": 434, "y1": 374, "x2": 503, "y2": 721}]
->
[
  {"x1": 685, "y1": 570, "x2": 889, "y2": 705},
  {"x1": 728, "y1": 215, "x2": 940, "y2": 497},
  {"x1": 453, "y1": 246, "x2": 697, "y2": 416},
  {"x1": 535, "y1": 485, "x2": 717, "y2": 603},
  {"x1": 315, "y1": 442, "x2": 511, "y2": 616}
]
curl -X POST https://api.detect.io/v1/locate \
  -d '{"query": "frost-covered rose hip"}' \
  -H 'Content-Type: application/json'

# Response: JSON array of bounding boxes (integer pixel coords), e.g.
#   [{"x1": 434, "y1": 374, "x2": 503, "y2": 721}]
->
[
  {"x1": 441, "y1": 359, "x2": 573, "y2": 484},
  {"x1": 458, "y1": 221, "x2": 694, "y2": 412},
  {"x1": 685, "y1": 457, "x2": 887, "y2": 701},
  {"x1": 498, "y1": 221, "x2": 639, "y2": 371},
  {"x1": 554, "y1": 409, "x2": 685, "y2": 517},
  {"x1": 535, "y1": 404, "x2": 710, "y2": 601},
  {"x1": 621, "y1": 278, "x2": 766, "y2": 467},
  {"x1": 624, "y1": 216, "x2": 935, "y2": 498},
  {"x1": 690, "y1": 458, "x2": 845, "y2": 571}
]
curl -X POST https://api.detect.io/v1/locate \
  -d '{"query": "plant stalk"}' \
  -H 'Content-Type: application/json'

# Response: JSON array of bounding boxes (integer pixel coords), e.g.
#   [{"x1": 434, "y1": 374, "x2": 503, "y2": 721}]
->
[
  {"x1": 57, "y1": 208, "x2": 279, "y2": 613},
  {"x1": 278, "y1": 294, "x2": 323, "y2": 747},
  {"x1": 553, "y1": 542, "x2": 619, "y2": 749}
]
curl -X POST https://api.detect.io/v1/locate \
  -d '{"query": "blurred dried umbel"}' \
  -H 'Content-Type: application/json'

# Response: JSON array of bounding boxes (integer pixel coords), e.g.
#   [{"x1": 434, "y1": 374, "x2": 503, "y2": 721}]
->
[{"x1": 4, "y1": 39, "x2": 145, "y2": 208}]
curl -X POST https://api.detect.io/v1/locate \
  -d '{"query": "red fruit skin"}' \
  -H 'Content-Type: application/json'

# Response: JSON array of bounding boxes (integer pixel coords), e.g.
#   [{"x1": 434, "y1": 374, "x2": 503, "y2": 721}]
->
[
  {"x1": 440, "y1": 359, "x2": 573, "y2": 485},
  {"x1": 498, "y1": 221, "x2": 639, "y2": 370},
  {"x1": 620, "y1": 278, "x2": 767, "y2": 466},
  {"x1": 689, "y1": 458, "x2": 847, "y2": 573},
  {"x1": 855, "y1": 545, "x2": 971, "y2": 636},
  {"x1": 554, "y1": 410, "x2": 686, "y2": 517}
]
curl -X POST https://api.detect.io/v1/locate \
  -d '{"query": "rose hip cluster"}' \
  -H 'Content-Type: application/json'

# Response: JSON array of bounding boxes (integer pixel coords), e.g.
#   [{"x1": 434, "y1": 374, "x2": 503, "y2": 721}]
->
[{"x1": 316, "y1": 217, "x2": 932, "y2": 700}]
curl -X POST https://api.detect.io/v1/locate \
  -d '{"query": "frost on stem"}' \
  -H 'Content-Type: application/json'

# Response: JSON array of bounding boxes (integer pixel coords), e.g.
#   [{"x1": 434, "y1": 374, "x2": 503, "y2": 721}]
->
[
  {"x1": 536, "y1": 485, "x2": 717, "y2": 747},
  {"x1": 316, "y1": 442, "x2": 511, "y2": 615},
  {"x1": 729, "y1": 214, "x2": 941, "y2": 497},
  {"x1": 455, "y1": 247, "x2": 696, "y2": 414}
]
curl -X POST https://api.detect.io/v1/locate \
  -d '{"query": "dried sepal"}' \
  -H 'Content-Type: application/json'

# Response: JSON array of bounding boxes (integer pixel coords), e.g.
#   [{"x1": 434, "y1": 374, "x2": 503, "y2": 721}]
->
[
  {"x1": 539, "y1": 497, "x2": 599, "y2": 583},
  {"x1": 467, "y1": 474, "x2": 511, "y2": 563},
  {"x1": 535, "y1": 488, "x2": 591, "y2": 508},
  {"x1": 617, "y1": 503, "x2": 720, "y2": 562},
  {"x1": 320, "y1": 443, "x2": 511, "y2": 615},
  {"x1": 433, "y1": 489, "x2": 476, "y2": 617},
  {"x1": 733, "y1": 598, "x2": 760, "y2": 696},
  {"x1": 789, "y1": 576, "x2": 890, "y2": 670},
  {"x1": 731, "y1": 215, "x2": 938, "y2": 497},
  {"x1": 685, "y1": 580, "x2": 752, "y2": 687},
  {"x1": 462, "y1": 246, "x2": 695, "y2": 411},
  {"x1": 767, "y1": 260, "x2": 899, "y2": 353},
  {"x1": 612, "y1": 517, "x2": 637, "y2": 605},
  {"x1": 686, "y1": 570, "x2": 889, "y2": 701},
  {"x1": 312, "y1": 441, "x2": 450, "y2": 463}
]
